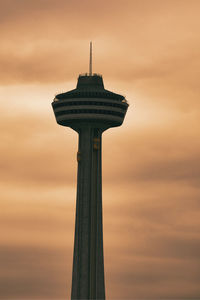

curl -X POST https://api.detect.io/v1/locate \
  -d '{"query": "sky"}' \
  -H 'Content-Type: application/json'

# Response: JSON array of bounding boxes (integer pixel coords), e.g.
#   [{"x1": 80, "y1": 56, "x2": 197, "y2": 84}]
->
[{"x1": 1, "y1": 0, "x2": 200, "y2": 299}]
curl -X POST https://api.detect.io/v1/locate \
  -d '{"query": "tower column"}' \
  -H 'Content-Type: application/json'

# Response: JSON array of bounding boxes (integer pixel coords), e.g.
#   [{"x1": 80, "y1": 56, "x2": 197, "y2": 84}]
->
[
  {"x1": 71, "y1": 126, "x2": 105, "y2": 300},
  {"x1": 52, "y1": 72, "x2": 128, "y2": 299}
]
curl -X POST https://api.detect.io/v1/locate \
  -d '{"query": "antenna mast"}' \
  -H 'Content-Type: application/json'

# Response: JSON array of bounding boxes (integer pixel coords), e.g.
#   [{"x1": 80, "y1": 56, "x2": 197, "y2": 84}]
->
[{"x1": 89, "y1": 41, "x2": 92, "y2": 76}]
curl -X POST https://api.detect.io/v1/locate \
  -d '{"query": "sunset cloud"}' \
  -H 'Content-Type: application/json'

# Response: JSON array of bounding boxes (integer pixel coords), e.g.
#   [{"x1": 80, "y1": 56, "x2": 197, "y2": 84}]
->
[{"x1": 1, "y1": 0, "x2": 200, "y2": 299}]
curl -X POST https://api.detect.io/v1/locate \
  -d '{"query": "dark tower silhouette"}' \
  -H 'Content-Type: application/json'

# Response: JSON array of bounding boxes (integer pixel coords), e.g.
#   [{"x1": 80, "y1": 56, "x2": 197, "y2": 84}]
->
[{"x1": 52, "y1": 43, "x2": 129, "y2": 300}]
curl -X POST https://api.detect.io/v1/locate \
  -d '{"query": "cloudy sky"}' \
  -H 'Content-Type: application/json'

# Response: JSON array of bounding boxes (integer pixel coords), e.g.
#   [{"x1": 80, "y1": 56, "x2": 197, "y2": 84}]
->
[{"x1": 1, "y1": 0, "x2": 200, "y2": 299}]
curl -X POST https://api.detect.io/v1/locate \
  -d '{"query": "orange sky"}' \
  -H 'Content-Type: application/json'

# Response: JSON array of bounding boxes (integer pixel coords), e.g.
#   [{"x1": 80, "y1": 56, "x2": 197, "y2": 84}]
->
[{"x1": 1, "y1": 0, "x2": 200, "y2": 299}]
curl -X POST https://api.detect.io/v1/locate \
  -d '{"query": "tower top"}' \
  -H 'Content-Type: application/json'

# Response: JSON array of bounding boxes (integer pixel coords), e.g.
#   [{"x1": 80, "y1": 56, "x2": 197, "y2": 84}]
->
[{"x1": 54, "y1": 42, "x2": 127, "y2": 102}]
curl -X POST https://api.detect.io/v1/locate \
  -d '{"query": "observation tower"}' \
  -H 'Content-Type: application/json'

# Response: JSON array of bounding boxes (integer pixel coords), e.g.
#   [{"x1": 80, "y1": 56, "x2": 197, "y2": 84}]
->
[{"x1": 52, "y1": 43, "x2": 129, "y2": 300}]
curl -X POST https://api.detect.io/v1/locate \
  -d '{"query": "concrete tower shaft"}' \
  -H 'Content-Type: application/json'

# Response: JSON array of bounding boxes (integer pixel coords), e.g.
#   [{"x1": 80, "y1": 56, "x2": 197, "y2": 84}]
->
[
  {"x1": 71, "y1": 126, "x2": 104, "y2": 299},
  {"x1": 52, "y1": 74, "x2": 128, "y2": 300}
]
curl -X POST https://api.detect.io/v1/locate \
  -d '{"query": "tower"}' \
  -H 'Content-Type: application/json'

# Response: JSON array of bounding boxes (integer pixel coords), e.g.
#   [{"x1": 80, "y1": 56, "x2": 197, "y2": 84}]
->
[{"x1": 52, "y1": 44, "x2": 128, "y2": 299}]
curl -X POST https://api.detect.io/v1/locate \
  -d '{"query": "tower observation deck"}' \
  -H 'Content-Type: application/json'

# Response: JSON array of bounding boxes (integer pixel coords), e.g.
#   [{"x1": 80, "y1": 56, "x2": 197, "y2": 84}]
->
[{"x1": 52, "y1": 70, "x2": 128, "y2": 299}]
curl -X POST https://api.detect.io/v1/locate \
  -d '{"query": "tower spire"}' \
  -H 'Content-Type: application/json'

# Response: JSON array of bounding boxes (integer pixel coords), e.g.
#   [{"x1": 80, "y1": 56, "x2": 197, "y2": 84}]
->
[{"x1": 89, "y1": 41, "x2": 92, "y2": 76}]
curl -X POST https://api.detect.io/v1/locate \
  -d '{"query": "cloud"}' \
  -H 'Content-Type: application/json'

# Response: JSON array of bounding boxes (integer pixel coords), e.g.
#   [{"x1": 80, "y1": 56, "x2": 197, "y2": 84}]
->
[
  {"x1": 106, "y1": 257, "x2": 200, "y2": 299},
  {"x1": 0, "y1": 110, "x2": 78, "y2": 186},
  {"x1": 103, "y1": 186, "x2": 200, "y2": 299},
  {"x1": 0, "y1": 245, "x2": 72, "y2": 299},
  {"x1": 103, "y1": 122, "x2": 200, "y2": 186},
  {"x1": 1, "y1": 1, "x2": 200, "y2": 299},
  {"x1": 0, "y1": 0, "x2": 200, "y2": 86}
]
